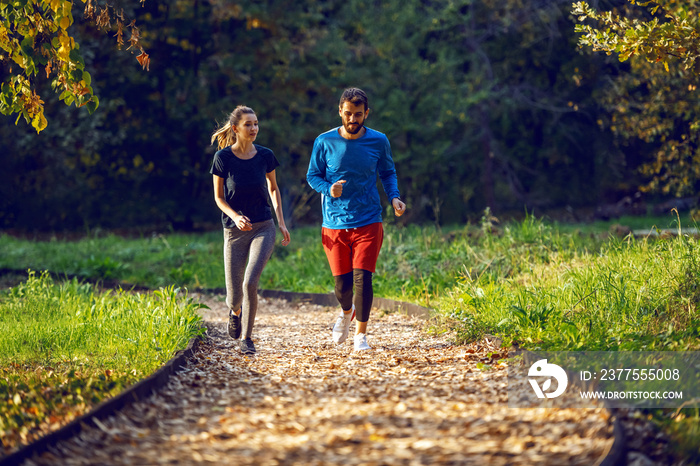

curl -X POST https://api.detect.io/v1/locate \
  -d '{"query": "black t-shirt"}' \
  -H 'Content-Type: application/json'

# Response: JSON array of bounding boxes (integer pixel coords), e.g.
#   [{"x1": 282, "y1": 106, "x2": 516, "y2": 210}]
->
[{"x1": 210, "y1": 144, "x2": 280, "y2": 228}]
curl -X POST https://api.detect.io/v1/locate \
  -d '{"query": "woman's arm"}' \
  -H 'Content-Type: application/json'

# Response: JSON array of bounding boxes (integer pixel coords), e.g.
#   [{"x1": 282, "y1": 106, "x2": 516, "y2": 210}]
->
[
  {"x1": 265, "y1": 170, "x2": 291, "y2": 246},
  {"x1": 213, "y1": 175, "x2": 252, "y2": 231}
]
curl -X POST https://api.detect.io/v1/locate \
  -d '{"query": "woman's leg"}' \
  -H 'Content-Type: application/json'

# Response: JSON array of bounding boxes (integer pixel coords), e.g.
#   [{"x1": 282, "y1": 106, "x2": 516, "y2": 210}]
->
[
  {"x1": 223, "y1": 228, "x2": 250, "y2": 313},
  {"x1": 240, "y1": 220, "x2": 276, "y2": 339}
]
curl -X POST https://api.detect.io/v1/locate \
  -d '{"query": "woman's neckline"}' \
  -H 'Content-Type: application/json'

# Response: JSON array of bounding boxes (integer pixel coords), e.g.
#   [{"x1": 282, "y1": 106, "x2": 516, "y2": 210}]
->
[{"x1": 231, "y1": 144, "x2": 258, "y2": 160}]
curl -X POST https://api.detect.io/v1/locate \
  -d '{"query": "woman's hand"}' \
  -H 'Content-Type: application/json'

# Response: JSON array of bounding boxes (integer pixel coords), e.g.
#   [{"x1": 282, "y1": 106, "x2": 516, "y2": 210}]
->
[
  {"x1": 280, "y1": 226, "x2": 291, "y2": 246},
  {"x1": 235, "y1": 214, "x2": 252, "y2": 231}
]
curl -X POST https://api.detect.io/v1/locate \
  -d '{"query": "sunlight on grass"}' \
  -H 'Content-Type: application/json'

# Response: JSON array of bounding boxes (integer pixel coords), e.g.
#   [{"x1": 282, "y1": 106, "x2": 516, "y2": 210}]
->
[
  {"x1": 0, "y1": 271, "x2": 205, "y2": 370},
  {"x1": 1, "y1": 213, "x2": 698, "y2": 354},
  {"x1": 438, "y1": 216, "x2": 700, "y2": 352},
  {"x1": 0, "y1": 271, "x2": 206, "y2": 452}
]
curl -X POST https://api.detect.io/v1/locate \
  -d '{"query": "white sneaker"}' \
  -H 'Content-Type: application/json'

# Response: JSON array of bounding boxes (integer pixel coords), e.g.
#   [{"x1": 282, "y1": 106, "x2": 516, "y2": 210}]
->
[
  {"x1": 331, "y1": 305, "x2": 355, "y2": 344},
  {"x1": 354, "y1": 333, "x2": 371, "y2": 351}
]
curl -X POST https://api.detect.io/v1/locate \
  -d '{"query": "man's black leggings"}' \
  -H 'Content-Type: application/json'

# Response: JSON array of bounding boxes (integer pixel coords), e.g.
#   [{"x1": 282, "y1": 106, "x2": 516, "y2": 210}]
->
[{"x1": 334, "y1": 269, "x2": 373, "y2": 322}]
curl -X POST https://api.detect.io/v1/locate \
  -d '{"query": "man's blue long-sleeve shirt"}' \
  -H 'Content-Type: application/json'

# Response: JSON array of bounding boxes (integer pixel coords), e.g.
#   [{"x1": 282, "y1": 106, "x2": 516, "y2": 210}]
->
[{"x1": 306, "y1": 127, "x2": 400, "y2": 229}]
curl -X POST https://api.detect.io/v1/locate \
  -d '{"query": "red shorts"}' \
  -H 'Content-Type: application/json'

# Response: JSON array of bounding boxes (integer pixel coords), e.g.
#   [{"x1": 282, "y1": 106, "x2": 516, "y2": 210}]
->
[{"x1": 322, "y1": 222, "x2": 384, "y2": 276}]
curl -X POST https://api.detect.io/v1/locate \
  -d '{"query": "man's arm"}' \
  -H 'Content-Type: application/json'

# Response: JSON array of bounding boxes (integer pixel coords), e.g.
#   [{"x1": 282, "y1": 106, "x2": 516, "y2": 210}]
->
[
  {"x1": 377, "y1": 136, "x2": 405, "y2": 216},
  {"x1": 377, "y1": 136, "x2": 400, "y2": 201},
  {"x1": 306, "y1": 138, "x2": 333, "y2": 196}
]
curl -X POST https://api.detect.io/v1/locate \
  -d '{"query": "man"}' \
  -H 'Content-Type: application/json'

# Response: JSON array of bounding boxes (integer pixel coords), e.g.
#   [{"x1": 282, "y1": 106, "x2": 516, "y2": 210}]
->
[{"x1": 307, "y1": 87, "x2": 406, "y2": 351}]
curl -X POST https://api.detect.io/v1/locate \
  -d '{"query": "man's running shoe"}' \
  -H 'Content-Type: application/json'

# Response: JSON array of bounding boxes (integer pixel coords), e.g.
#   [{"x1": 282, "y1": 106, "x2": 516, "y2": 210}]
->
[
  {"x1": 331, "y1": 305, "x2": 356, "y2": 344},
  {"x1": 354, "y1": 333, "x2": 371, "y2": 351}
]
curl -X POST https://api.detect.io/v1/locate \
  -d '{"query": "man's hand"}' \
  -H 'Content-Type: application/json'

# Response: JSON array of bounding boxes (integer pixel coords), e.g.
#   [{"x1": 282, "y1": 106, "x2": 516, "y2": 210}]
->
[
  {"x1": 330, "y1": 180, "x2": 347, "y2": 198},
  {"x1": 392, "y1": 198, "x2": 406, "y2": 217}
]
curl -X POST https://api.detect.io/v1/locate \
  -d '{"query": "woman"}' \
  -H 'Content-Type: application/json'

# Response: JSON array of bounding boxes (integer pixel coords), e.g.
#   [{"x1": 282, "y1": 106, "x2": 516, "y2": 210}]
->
[{"x1": 210, "y1": 105, "x2": 291, "y2": 355}]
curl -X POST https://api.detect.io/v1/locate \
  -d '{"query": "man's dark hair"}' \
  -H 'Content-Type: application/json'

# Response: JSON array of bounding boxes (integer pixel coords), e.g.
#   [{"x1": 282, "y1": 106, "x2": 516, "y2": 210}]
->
[{"x1": 339, "y1": 88, "x2": 369, "y2": 111}]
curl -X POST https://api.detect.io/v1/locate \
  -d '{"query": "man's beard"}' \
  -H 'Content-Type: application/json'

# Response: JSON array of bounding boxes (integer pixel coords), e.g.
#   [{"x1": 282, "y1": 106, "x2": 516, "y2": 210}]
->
[{"x1": 344, "y1": 121, "x2": 364, "y2": 134}]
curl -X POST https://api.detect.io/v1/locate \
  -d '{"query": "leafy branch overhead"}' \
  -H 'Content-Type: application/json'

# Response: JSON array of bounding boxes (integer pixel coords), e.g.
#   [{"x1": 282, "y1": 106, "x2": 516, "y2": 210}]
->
[
  {"x1": 0, "y1": 0, "x2": 149, "y2": 133},
  {"x1": 574, "y1": 0, "x2": 700, "y2": 199},
  {"x1": 573, "y1": 0, "x2": 700, "y2": 72}
]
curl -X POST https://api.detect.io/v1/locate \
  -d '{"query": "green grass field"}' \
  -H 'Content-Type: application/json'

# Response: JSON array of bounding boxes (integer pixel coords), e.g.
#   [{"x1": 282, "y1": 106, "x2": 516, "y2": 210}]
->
[
  {"x1": 0, "y1": 273, "x2": 205, "y2": 454},
  {"x1": 1, "y1": 211, "x2": 699, "y2": 459}
]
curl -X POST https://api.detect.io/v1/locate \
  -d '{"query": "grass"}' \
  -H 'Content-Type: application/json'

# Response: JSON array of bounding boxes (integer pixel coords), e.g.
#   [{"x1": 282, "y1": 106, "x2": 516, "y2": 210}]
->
[
  {"x1": 0, "y1": 232, "x2": 225, "y2": 290},
  {"x1": 1, "y1": 211, "x2": 699, "y2": 460},
  {"x1": 0, "y1": 271, "x2": 205, "y2": 454},
  {"x1": 438, "y1": 215, "x2": 700, "y2": 352},
  {"x1": 1, "y1": 213, "x2": 698, "y2": 352}
]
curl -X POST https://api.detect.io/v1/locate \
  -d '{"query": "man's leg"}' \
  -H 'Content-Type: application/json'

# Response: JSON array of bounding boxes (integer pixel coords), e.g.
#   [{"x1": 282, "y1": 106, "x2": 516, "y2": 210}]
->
[
  {"x1": 350, "y1": 223, "x2": 383, "y2": 351},
  {"x1": 323, "y1": 228, "x2": 355, "y2": 344},
  {"x1": 334, "y1": 272, "x2": 353, "y2": 311},
  {"x1": 331, "y1": 272, "x2": 355, "y2": 344},
  {"x1": 353, "y1": 268, "x2": 373, "y2": 335}
]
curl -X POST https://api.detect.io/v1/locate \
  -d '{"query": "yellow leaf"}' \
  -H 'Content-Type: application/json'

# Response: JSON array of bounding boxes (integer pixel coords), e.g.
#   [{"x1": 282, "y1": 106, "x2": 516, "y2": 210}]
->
[
  {"x1": 60, "y1": 16, "x2": 71, "y2": 30},
  {"x1": 32, "y1": 112, "x2": 48, "y2": 133},
  {"x1": 664, "y1": 61, "x2": 669, "y2": 72},
  {"x1": 57, "y1": 45, "x2": 69, "y2": 61},
  {"x1": 12, "y1": 54, "x2": 26, "y2": 68}
]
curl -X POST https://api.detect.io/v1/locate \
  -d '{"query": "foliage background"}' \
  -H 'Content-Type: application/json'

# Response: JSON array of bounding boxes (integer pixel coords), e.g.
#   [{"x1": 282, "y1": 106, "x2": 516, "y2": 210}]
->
[{"x1": 1, "y1": 0, "x2": 673, "y2": 232}]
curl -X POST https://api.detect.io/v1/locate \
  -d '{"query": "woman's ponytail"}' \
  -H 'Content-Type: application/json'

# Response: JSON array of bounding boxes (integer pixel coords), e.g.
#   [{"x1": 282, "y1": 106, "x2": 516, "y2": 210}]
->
[
  {"x1": 211, "y1": 122, "x2": 236, "y2": 150},
  {"x1": 211, "y1": 105, "x2": 256, "y2": 150}
]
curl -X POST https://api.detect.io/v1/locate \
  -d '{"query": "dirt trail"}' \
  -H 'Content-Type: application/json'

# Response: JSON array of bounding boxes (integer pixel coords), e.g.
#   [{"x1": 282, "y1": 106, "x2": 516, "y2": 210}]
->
[{"x1": 24, "y1": 296, "x2": 615, "y2": 465}]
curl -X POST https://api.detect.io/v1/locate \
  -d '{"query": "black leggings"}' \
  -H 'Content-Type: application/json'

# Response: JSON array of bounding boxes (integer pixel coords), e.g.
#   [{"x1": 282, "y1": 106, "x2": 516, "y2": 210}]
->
[{"x1": 334, "y1": 269, "x2": 373, "y2": 323}]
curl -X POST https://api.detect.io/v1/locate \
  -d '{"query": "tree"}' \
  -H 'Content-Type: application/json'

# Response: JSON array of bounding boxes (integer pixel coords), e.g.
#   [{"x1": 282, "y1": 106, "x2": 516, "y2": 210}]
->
[
  {"x1": 574, "y1": 1, "x2": 700, "y2": 198},
  {"x1": 0, "y1": 0, "x2": 148, "y2": 132},
  {"x1": 0, "y1": 0, "x2": 633, "y2": 231},
  {"x1": 573, "y1": 0, "x2": 700, "y2": 72},
  {"x1": 358, "y1": 0, "x2": 617, "y2": 220}
]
